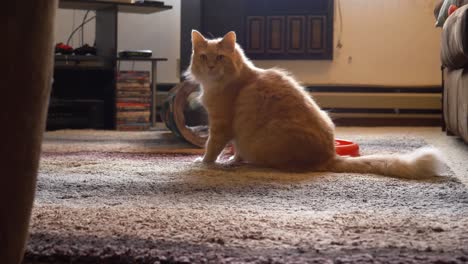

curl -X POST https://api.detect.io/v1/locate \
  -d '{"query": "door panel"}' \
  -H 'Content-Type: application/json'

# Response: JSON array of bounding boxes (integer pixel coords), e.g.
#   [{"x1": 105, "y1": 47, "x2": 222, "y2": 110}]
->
[
  {"x1": 266, "y1": 16, "x2": 285, "y2": 54},
  {"x1": 287, "y1": 16, "x2": 306, "y2": 54}
]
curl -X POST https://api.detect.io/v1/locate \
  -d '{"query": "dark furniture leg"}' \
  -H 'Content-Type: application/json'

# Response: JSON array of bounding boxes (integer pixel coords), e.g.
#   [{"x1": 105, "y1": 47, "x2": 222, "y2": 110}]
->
[{"x1": 1, "y1": 1, "x2": 57, "y2": 263}]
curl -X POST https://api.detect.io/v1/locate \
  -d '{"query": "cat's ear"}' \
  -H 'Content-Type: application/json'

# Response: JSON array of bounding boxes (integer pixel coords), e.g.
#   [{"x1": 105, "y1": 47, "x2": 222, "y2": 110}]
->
[
  {"x1": 219, "y1": 31, "x2": 236, "y2": 53},
  {"x1": 192, "y1": 30, "x2": 207, "y2": 51}
]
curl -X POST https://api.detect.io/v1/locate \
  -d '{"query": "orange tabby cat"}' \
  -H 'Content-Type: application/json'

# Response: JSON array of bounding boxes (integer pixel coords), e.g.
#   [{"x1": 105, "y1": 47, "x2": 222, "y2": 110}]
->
[{"x1": 186, "y1": 30, "x2": 443, "y2": 178}]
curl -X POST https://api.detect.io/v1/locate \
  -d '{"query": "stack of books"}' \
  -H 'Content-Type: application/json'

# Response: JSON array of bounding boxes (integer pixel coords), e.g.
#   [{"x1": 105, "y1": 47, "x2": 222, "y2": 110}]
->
[{"x1": 115, "y1": 71, "x2": 152, "y2": 131}]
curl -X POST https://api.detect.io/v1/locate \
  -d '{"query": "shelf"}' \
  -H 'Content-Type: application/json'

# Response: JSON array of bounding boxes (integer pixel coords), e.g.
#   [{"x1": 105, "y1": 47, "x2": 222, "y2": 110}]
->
[
  {"x1": 55, "y1": 54, "x2": 103, "y2": 61},
  {"x1": 59, "y1": 0, "x2": 172, "y2": 14},
  {"x1": 55, "y1": 55, "x2": 112, "y2": 69},
  {"x1": 116, "y1": 57, "x2": 168, "y2": 61},
  {"x1": 56, "y1": 0, "x2": 171, "y2": 129},
  {"x1": 54, "y1": 55, "x2": 169, "y2": 69}
]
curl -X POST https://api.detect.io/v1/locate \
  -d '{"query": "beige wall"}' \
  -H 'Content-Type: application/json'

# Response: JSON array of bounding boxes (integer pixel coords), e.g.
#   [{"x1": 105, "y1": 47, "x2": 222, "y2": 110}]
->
[
  {"x1": 55, "y1": 0, "x2": 441, "y2": 86},
  {"x1": 255, "y1": 0, "x2": 442, "y2": 86},
  {"x1": 118, "y1": 0, "x2": 180, "y2": 83},
  {"x1": 55, "y1": 9, "x2": 95, "y2": 50}
]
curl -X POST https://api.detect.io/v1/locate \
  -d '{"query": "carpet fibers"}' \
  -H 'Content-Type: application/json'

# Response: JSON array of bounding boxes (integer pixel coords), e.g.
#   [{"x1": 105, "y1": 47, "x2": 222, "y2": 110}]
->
[{"x1": 26, "y1": 128, "x2": 468, "y2": 263}]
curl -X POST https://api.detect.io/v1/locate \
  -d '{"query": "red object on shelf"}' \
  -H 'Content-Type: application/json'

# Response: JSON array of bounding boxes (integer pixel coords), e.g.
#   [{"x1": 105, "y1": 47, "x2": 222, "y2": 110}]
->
[
  {"x1": 335, "y1": 139, "x2": 360, "y2": 157},
  {"x1": 55, "y1": 42, "x2": 74, "y2": 54}
]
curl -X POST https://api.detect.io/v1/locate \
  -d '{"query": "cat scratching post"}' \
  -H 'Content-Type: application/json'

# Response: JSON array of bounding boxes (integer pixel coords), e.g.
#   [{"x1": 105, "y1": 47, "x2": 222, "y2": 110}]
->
[{"x1": 161, "y1": 81, "x2": 208, "y2": 148}]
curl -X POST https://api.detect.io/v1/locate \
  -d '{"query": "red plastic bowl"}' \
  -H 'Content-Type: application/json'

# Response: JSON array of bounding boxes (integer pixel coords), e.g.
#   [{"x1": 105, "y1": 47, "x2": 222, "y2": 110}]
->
[{"x1": 335, "y1": 139, "x2": 360, "y2": 157}]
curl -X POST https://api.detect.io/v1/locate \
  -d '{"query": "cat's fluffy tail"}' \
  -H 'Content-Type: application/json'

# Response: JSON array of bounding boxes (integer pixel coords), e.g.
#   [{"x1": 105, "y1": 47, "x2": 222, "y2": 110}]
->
[{"x1": 326, "y1": 147, "x2": 445, "y2": 179}]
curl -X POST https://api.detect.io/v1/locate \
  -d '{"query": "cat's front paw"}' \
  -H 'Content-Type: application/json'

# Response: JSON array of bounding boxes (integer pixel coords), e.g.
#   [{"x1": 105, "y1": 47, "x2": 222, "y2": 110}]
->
[
  {"x1": 193, "y1": 156, "x2": 215, "y2": 164},
  {"x1": 226, "y1": 155, "x2": 242, "y2": 165},
  {"x1": 193, "y1": 156, "x2": 205, "y2": 163}
]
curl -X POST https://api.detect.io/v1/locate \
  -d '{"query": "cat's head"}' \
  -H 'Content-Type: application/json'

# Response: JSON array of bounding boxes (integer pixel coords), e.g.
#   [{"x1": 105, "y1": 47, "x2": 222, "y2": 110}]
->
[{"x1": 186, "y1": 30, "x2": 245, "y2": 83}]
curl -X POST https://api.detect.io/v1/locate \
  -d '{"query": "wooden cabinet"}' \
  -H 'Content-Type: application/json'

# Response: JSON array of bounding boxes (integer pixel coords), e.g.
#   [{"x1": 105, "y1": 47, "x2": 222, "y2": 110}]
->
[
  {"x1": 242, "y1": 0, "x2": 333, "y2": 60},
  {"x1": 180, "y1": 0, "x2": 333, "y2": 75},
  {"x1": 183, "y1": 0, "x2": 333, "y2": 62}
]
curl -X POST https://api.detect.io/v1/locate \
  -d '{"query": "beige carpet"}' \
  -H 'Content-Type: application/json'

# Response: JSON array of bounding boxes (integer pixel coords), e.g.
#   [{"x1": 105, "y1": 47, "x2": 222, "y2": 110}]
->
[{"x1": 26, "y1": 127, "x2": 468, "y2": 263}]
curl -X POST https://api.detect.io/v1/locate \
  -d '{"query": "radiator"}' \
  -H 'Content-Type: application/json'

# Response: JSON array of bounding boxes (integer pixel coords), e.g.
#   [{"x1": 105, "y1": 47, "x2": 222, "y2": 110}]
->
[
  {"x1": 156, "y1": 86, "x2": 442, "y2": 120},
  {"x1": 311, "y1": 91, "x2": 442, "y2": 120}
]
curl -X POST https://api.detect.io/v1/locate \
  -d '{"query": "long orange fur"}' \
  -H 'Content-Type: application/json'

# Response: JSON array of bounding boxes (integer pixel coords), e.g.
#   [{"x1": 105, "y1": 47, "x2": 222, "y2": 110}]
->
[{"x1": 186, "y1": 30, "x2": 444, "y2": 178}]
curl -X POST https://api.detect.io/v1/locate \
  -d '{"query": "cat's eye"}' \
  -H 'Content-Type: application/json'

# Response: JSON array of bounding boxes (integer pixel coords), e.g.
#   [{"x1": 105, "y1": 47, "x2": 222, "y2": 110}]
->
[
  {"x1": 200, "y1": 54, "x2": 208, "y2": 61},
  {"x1": 216, "y1": 55, "x2": 224, "y2": 61}
]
